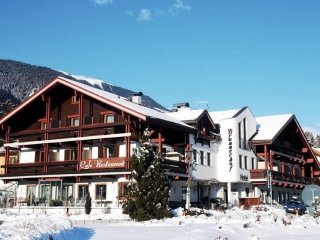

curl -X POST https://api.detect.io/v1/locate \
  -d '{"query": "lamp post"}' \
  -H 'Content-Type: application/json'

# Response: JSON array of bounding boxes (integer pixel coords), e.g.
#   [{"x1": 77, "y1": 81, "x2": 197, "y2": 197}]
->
[{"x1": 185, "y1": 148, "x2": 193, "y2": 210}]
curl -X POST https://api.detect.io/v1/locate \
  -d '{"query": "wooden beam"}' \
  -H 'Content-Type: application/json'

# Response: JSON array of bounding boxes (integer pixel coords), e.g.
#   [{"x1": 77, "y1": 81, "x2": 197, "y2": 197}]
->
[{"x1": 302, "y1": 147, "x2": 308, "y2": 153}]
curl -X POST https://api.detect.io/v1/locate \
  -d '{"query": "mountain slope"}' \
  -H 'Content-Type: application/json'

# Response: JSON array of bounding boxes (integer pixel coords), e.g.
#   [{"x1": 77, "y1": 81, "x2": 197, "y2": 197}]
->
[{"x1": 0, "y1": 59, "x2": 167, "y2": 111}]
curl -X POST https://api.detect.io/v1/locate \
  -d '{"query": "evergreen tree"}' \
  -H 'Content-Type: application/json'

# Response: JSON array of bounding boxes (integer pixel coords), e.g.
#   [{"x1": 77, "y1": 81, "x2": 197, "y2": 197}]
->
[
  {"x1": 305, "y1": 131, "x2": 316, "y2": 147},
  {"x1": 123, "y1": 128, "x2": 171, "y2": 221},
  {"x1": 85, "y1": 194, "x2": 92, "y2": 215},
  {"x1": 0, "y1": 99, "x2": 15, "y2": 118},
  {"x1": 315, "y1": 135, "x2": 320, "y2": 148}
]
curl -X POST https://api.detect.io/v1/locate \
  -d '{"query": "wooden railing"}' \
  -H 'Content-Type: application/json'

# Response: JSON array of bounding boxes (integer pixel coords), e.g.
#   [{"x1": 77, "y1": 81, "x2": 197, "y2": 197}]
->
[
  {"x1": 250, "y1": 169, "x2": 267, "y2": 179},
  {"x1": 250, "y1": 169, "x2": 316, "y2": 185},
  {"x1": 162, "y1": 159, "x2": 188, "y2": 174}
]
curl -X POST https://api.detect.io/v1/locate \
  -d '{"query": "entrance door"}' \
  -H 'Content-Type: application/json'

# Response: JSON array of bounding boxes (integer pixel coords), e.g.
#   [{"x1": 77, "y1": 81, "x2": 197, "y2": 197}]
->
[
  {"x1": 224, "y1": 189, "x2": 228, "y2": 206},
  {"x1": 39, "y1": 180, "x2": 62, "y2": 206}
]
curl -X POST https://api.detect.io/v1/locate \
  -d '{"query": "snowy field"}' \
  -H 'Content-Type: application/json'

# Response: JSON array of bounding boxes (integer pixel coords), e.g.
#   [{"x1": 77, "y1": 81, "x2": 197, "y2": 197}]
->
[{"x1": 0, "y1": 205, "x2": 319, "y2": 240}]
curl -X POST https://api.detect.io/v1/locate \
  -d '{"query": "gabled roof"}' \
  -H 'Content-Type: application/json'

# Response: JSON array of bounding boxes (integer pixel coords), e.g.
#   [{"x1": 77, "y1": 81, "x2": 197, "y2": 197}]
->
[
  {"x1": 0, "y1": 77, "x2": 193, "y2": 131},
  {"x1": 209, "y1": 107, "x2": 248, "y2": 123},
  {"x1": 166, "y1": 108, "x2": 215, "y2": 127},
  {"x1": 253, "y1": 114, "x2": 293, "y2": 142},
  {"x1": 166, "y1": 108, "x2": 204, "y2": 122}
]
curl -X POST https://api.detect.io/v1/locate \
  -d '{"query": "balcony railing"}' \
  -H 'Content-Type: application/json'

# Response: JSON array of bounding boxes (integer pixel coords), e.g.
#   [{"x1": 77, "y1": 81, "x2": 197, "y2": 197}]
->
[
  {"x1": 162, "y1": 159, "x2": 188, "y2": 174},
  {"x1": 250, "y1": 169, "x2": 314, "y2": 185}
]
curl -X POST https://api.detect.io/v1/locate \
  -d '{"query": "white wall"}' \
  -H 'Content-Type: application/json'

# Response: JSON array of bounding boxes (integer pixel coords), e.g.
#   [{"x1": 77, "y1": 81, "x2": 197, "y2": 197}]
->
[
  {"x1": 20, "y1": 149, "x2": 35, "y2": 163},
  {"x1": 189, "y1": 133, "x2": 216, "y2": 180},
  {"x1": 214, "y1": 108, "x2": 257, "y2": 183}
]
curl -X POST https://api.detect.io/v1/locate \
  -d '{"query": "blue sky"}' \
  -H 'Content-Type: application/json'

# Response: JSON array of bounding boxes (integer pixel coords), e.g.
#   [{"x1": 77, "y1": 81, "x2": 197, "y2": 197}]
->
[{"x1": 1, "y1": 0, "x2": 320, "y2": 134}]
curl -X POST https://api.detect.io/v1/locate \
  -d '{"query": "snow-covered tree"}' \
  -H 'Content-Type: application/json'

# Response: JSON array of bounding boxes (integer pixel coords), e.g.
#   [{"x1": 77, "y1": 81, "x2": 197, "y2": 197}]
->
[
  {"x1": 315, "y1": 135, "x2": 320, "y2": 148},
  {"x1": 123, "y1": 128, "x2": 171, "y2": 221},
  {"x1": 305, "y1": 131, "x2": 316, "y2": 147}
]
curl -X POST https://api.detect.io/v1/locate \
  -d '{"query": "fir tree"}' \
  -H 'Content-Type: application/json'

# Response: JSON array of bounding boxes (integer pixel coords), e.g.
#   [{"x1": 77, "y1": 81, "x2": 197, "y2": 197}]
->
[
  {"x1": 315, "y1": 135, "x2": 320, "y2": 148},
  {"x1": 123, "y1": 128, "x2": 171, "y2": 221},
  {"x1": 0, "y1": 99, "x2": 15, "y2": 118},
  {"x1": 305, "y1": 131, "x2": 316, "y2": 147},
  {"x1": 85, "y1": 194, "x2": 92, "y2": 215}
]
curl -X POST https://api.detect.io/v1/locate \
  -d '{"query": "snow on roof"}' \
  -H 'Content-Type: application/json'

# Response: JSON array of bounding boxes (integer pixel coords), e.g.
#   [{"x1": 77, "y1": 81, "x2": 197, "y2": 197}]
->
[
  {"x1": 60, "y1": 78, "x2": 193, "y2": 130},
  {"x1": 209, "y1": 109, "x2": 240, "y2": 123},
  {"x1": 72, "y1": 75, "x2": 108, "y2": 90},
  {"x1": 166, "y1": 108, "x2": 205, "y2": 122},
  {"x1": 254, "y1": 114, "x2": 293, "y2": 142}
]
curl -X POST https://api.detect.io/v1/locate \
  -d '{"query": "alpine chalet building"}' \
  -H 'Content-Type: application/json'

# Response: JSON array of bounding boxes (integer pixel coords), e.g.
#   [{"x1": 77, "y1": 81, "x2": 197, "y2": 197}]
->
[{"x1": 0, "y1": 77, "x2": 195, "y2": 208}]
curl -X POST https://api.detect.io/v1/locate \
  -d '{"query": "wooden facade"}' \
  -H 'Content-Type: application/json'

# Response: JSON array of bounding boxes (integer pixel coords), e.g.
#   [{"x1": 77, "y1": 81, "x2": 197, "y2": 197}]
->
[
  {"x1": 250, "y1": 116, "x2": 320, "y2": 201},
  {"x1": 0, "y1": 77, "x2": 194, "y2": 207}
]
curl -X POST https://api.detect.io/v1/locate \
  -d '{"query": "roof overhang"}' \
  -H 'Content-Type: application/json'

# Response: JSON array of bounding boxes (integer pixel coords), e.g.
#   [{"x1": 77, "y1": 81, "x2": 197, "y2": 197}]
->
[{"x1": 0, "y1": 77, "x2": 147, "y2": 125}]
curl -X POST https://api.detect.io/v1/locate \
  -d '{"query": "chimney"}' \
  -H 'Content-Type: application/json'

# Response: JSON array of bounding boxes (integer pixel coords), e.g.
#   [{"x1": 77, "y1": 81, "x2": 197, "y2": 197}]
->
[{"x1": 132, "y1": 92, "x2": 143, "y2": 105}]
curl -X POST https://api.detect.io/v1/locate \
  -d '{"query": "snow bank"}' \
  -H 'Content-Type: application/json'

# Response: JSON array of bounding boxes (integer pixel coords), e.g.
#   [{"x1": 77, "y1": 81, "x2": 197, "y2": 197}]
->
[{"x1": 0, "y1": 210, "x2": 72, "y2": 240}]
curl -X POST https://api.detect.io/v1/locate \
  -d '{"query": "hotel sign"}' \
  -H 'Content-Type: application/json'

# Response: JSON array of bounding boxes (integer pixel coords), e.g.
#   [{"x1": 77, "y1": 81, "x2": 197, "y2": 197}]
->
[
  {"x1": 80, "y1": 158, "x2": 126, "y2": 170},
  {"x1": 228, "y1": 128, "x2": 233, "y2": 172}
]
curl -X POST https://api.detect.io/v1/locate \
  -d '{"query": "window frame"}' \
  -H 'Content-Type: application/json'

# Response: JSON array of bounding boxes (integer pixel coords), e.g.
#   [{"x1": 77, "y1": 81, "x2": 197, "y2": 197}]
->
[{"x1": 95, "y1": 184, "x2": 107, "y2": 200}]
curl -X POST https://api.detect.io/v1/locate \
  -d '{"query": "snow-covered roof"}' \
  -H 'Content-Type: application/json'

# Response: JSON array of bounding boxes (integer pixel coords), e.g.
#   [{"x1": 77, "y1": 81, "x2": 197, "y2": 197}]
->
[
  {"x1": 0, "y1": 77, "x2": 193, "y2": 131},
  {"x1": 209, "y1": 109, "x2": 240, "y2": 123},
  {"x1": 166, "y1": 108, "x2": 205, "y2": 122},
  {"x1": 253, "y1": 114, "x2": 293, "y2": 142},
  {"x1": 72, "y1": 75, "x2": 107, "y2": 89}
]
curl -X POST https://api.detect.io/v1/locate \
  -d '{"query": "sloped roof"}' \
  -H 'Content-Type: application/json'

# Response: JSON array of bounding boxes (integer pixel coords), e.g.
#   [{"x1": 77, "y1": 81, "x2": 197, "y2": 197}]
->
[
  {"x1": 253, "y1": 114, "x2": 293, "y2": 142},
  {"x1": 209, "y1": 109, "x2": 241, "y2": 123},
  {"x1": 166, "y1": 108, "x2": 205, "y2": 122},
  {"x1": 0, "y1": 77, "x2": 193, "y2": 131}
]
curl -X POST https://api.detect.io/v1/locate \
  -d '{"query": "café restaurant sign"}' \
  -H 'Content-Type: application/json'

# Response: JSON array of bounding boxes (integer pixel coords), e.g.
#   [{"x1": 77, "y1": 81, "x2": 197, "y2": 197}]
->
[{"x1": 80, "y1": 158, "x2": 125, "y2": 170}]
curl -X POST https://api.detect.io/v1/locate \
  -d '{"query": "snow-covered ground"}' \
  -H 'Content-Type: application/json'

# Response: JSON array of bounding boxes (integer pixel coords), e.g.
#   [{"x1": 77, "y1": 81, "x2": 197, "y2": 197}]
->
[{"x1": 0, "y1": 205, "x2": 319, "y2": 239}]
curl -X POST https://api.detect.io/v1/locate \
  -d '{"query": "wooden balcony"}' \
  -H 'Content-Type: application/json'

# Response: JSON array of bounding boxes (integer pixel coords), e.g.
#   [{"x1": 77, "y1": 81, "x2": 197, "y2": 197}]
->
[
  {"x1": 162, "y1": 159, "x2": 188, "y2": 175},
  {"x1": 250, "y1": 169, "x2": 267, "y2": 179},
  {"x1": 250, "y1": 169, "x2": 317, "y2": 187}
]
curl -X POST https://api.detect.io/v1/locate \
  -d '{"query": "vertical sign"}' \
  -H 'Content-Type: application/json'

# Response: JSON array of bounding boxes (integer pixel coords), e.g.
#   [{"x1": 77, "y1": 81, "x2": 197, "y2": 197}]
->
[{"x1": 228, "y1": 128, "x2": 233, "y2": 171}]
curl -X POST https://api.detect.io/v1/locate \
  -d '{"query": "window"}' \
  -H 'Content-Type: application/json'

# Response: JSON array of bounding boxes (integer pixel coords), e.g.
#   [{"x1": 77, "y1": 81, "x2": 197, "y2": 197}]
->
[
  {"x1": 104, "y1": 114, "x2": 115, "y2": 123},
  {"x1": 101, "y1": 112, "x2": 115, "y2": 124},
  {"x1": 40, "y1": 121, "x2": 47, "y2": 130},
  {"x1": 243, "y1": 117, "x2": 247, "y2": 149},
  {"x1": 26, "y1": 185, "x2": 36, "y2": 205},
  {"x1": 118, "y1": 182, "x2": 128, "y2": 200},
  {"x1": 98, "y1": 145, "x2": 115, "y2": 158},
  {"x1": 200, "y1": 151, "x2": 204, "y2": 165},
  {"x1": 245, "y1": 187, "x2": 249, "y2": 197},
  {"x1": 71, "y1": 95, "x2": 79, "y2": 104},
  {"x1": 82, "y1": 148, "x2": 92, "y2": 160},
  {"x1": 71, "y1": 117, "x2": 79, "y2": 127},
  {"x1": 193, "y1": 150, "x2": 197, "y2": 163},
  {"x1": 251, "y1": 157, "x2": 255, "y2": 169},
  {"x1": 78, "y1": 185, "x2": 89, "y2": 200},
  {"x1": 49, "y1": 150, "x2": 59, "y2": 161},
  {"x1": 35, "y1": 151, "x2": 45, "y2": 162},
  {"x1": 95, "y1": 184, "x2": 107, "y2": 200},
  {"x1": 65, "y1": 149, "x2": 77, "y2": 160},
  {"x1": 239, "y1": 155, "x2": 243, "y2": 169},
  {"x1": 244, "y1": 156, "x2": 247, "y2": 169},
  {"x1": 207, "y1": 152, "x2": 211, "y2": 166},
  {"x1": 238, "y1": 122, "x2": 242, "y2": 148}
]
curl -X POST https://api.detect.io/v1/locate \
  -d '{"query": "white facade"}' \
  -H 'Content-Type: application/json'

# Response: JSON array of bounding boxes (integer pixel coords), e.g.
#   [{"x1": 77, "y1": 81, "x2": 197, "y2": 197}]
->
[{"x1": 210, "y1": 107, "x2": 258, "y2": 206}]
